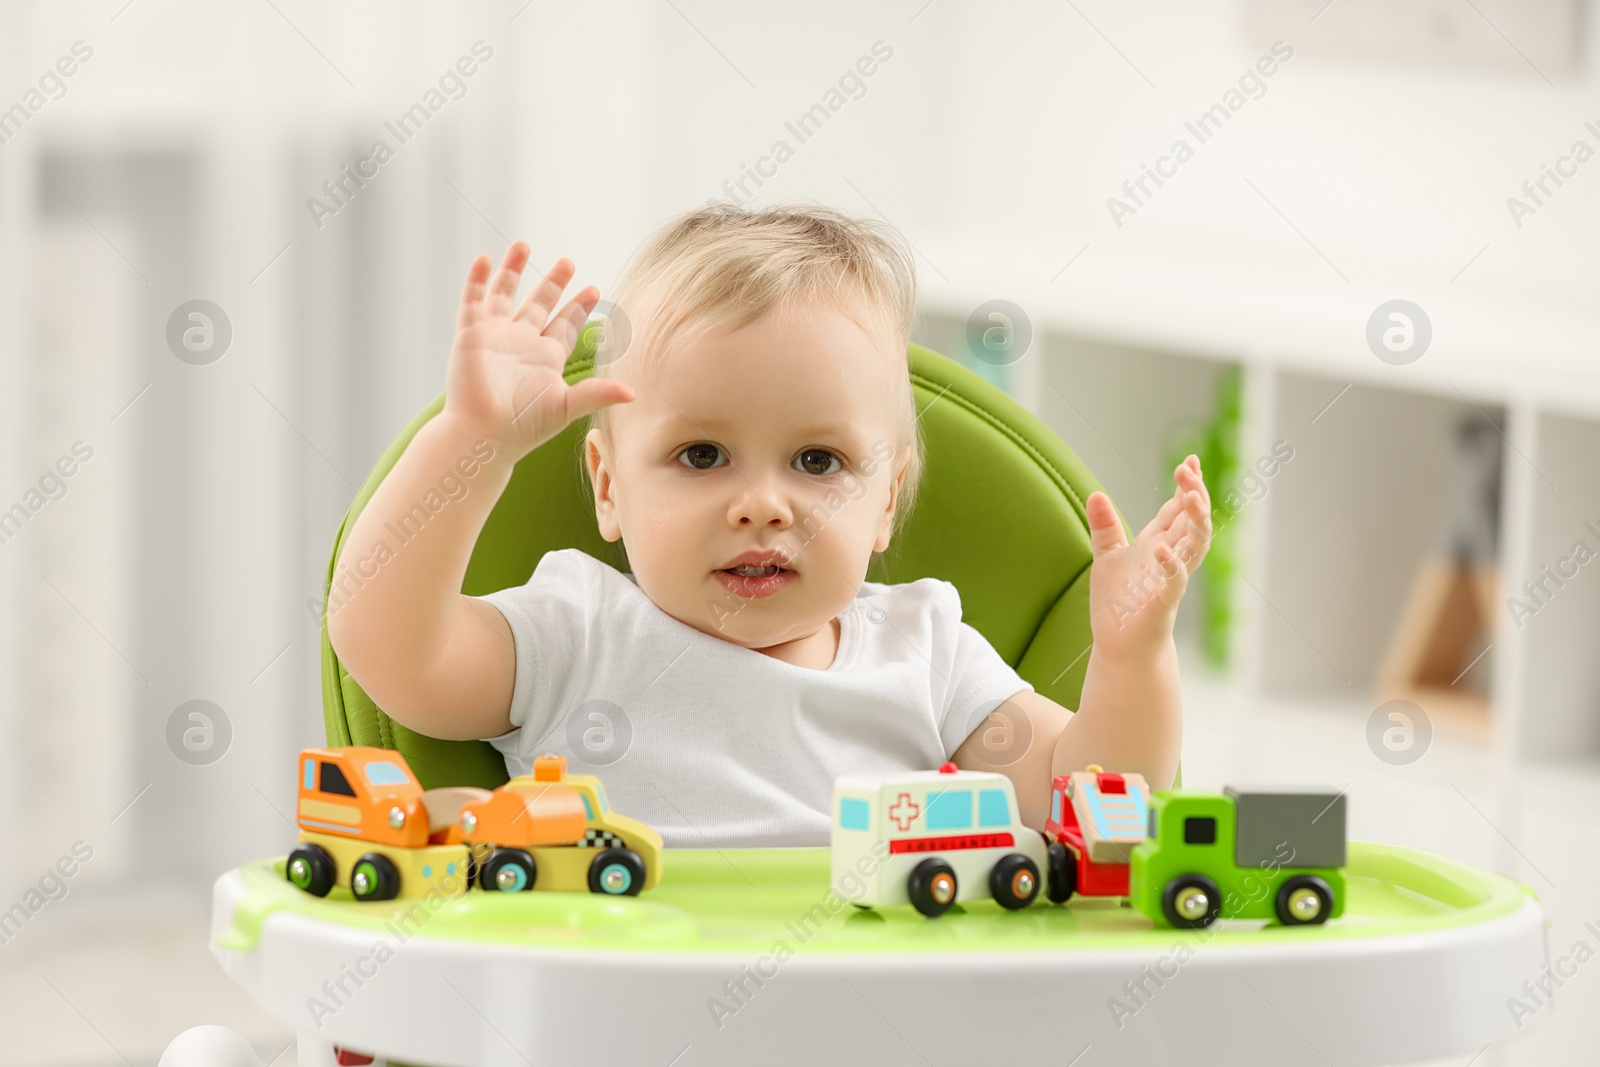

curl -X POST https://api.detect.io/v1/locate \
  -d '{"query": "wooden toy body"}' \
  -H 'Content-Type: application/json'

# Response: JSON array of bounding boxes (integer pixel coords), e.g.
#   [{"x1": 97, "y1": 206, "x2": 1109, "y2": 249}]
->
[
  {"x1": 460, "y1": 754, "x2": 665, "y2": 895},
  {"x1": 1042, "y1": 768, "x2": 1152, "y2": 898},
  {"x1": 1130, "y1": 788, "x2": 1348, "y2": 928},
  {"x1": 289, "y1": 747, "x2": 665, "y2": 900},
  {"x1": 295, "y1": 828, "x2": 470, "y2": 901},
  {"x1": 296, "y1": 747, "x2": 436, "y2": 847},
  {"x1": 289, "y1": 747, "x2": 480, "y2": 901},
  {"x1": 831, "y1": 763, "x2": 1049, "y2": 916}
]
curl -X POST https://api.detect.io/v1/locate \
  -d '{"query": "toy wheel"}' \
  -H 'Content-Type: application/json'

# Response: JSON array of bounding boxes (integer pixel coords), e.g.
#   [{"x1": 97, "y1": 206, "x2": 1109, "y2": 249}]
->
[
  {"x1": 1161, "y1": 873, "x2": 1222, "y2": 929},
  {"x1": 1274, "y1": 874, "x2": 1333, "y2": 926},
  {"x1": 588, "y1": 847, "x2": 646, "y2": 896},
  {"x1": 349, "y1": 853, "x2": 401, "y2": 902},
  {"x1": 990, "y1": 853, "x2": 1041, "y2": 909},
  {"x1": 906, "y1": 858, "x2": 958, "y2": 918},
  {"x1": 285, "y1": 843, "x2": 336, "y2": 897},
  {"x1": 481, "y1": 849, "x2": 537, "y2": 892},
  {"x1": 1045, "y1": 841, "x2": 1077, "y2": 904}
]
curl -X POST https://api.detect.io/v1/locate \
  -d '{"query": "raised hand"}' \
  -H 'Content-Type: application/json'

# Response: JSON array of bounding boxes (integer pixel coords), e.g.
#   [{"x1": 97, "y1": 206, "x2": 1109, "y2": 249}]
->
[
  {"x1": 1084, "y1": 454, "x2": 1212, "y2": 662},
  {"x1": 442, "y1": 241, "x2": 635, "y2": 459}
]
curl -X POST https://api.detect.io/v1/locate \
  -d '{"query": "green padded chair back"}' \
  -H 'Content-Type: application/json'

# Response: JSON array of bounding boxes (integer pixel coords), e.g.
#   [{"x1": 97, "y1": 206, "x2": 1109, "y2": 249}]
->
[{"x1": 322, "y1": 327, "x2": 1126, "y2": 790}]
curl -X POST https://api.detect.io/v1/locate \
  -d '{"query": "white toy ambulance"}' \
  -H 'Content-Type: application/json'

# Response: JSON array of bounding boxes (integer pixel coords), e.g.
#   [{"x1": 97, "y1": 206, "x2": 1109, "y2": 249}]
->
[{"x1": 831, "y1": 761, "x2": 1050, "y2": 917}]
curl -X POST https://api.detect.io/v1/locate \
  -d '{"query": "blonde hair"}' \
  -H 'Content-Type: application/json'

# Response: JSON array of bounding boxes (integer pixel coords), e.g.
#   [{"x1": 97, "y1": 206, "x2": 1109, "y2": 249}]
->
[{"x1": 586, "y1": 202, "x2": 924, "y2": 543}]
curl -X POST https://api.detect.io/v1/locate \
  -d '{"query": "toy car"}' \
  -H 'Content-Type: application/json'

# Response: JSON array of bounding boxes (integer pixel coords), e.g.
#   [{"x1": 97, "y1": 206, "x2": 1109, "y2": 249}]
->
[
  {"x1": 286, "y1": 747, "x2": 485, "y2": 902},
  {"x1": 1129, "y1": 785, "x2": 1347, "y2": 929},
  {"x1": 1041, "y1": 764, "x2": 1151, "y2": 903},
  {"x1": 831, "y1": 761, "x2": 1050, "y2": 917},
  {"x1": 460, "y1": 754, "x2": 663, "y2": 896}
]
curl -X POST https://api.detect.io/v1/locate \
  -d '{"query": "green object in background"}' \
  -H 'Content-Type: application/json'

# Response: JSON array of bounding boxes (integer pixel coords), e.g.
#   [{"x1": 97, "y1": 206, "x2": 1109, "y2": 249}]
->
[{"x1": 1165, "y1": 365, "x2": 1241, "y2": 669}]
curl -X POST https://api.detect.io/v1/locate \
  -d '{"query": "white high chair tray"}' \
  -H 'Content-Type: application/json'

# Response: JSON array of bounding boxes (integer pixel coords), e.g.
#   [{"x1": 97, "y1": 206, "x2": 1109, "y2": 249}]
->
[{"x1": 212, "y1": 843, "x2": 1548, "y2": 1067}]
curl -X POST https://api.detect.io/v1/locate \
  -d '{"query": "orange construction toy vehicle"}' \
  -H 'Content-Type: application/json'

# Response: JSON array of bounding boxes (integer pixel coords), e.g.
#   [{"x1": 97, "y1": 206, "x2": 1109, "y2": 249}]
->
[
  {"x1": 286, "y1": 746, "x2": 487, "y2": 902},
  {"x1": 461, "y1": 754, "x2": 663, "y2": 896},
  {"x1": 284, "y1": 748, "x2": 664, "y2": 902}
]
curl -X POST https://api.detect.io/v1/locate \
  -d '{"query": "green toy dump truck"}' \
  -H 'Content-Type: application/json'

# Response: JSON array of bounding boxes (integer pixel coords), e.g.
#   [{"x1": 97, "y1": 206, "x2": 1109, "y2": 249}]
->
[{"x1": 1129, "y1": 786, "x2": 1347, "y2": 929}]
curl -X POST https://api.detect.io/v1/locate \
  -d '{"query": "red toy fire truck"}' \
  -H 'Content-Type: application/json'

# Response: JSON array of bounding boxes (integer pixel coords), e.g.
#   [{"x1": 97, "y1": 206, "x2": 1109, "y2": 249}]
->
[{"x1": 1041, "y1": 764, "x2": 1152, "y2": 902}]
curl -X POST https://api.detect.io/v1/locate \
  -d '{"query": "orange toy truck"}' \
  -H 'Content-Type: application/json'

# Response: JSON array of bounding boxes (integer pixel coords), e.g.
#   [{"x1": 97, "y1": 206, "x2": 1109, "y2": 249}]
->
[{"x1": 286, "y1": 747, "x2": 487, "y2": 902}]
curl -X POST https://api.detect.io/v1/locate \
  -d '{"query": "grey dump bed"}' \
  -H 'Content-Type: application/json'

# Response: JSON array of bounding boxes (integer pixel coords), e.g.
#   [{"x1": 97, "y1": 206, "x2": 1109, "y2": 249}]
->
[{"x1": 1223, "y1": 786, "x2": 1347, "y2": 869}]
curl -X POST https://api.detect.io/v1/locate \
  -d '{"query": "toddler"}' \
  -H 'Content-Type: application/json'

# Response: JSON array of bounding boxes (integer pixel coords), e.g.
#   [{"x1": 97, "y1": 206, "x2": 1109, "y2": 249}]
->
[{"x1": 327, "y1": 204, "x2": 1211, "y2": 848}]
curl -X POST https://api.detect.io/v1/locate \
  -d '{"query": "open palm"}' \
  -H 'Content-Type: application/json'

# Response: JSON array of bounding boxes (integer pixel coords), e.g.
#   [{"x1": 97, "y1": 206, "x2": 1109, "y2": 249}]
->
[
  {"x1": 444, "y1": 241, "x2": 635, "y2": 458},
  {"x1": 1085, "y1": 455, "x2": 1212, "y2": 662}
]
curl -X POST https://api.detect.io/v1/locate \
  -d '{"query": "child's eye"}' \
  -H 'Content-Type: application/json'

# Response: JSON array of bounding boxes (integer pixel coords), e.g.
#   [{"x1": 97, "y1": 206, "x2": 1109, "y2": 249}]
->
[
  {"x1": 793, "y1": 448, "x2": 843, "y2": 476},
  {"x1": 678, "y1": 443, "x2": 726, "y2": 470}
]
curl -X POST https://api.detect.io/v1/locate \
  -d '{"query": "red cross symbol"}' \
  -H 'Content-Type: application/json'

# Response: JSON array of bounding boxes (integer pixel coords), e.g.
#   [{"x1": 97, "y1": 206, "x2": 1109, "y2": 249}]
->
[{"x1": 888, "y1": 792, "x2": 920, "y2": 831}]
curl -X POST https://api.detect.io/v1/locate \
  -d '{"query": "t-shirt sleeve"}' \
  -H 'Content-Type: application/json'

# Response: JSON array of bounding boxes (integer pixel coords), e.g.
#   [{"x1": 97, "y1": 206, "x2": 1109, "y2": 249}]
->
[
  {"x1": 475, "y1": 549, "x2": 597, "y2": 751},
  {"x1": 931, "y1": 582, "x2": 1035, "y2": 759}
]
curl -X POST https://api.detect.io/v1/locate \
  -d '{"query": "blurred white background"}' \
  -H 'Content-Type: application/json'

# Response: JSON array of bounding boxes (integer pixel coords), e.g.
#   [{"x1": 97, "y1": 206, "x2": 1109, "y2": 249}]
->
[{"x1": 2, "y1": 0, "x2": 1598, "y2": 1063}]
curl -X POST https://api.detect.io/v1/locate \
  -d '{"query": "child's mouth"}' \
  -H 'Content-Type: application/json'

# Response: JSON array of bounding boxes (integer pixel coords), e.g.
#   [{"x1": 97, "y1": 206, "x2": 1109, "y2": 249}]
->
[{"x1": 715, "y1": 563, "x2": 794, "y2": 599}]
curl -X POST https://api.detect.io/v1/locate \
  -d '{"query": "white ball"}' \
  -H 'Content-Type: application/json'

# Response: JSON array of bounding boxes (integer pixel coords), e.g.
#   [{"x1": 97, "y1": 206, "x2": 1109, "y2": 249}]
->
[{"x1": 158, "y1": 1025, "x2": 261, "y2": 1067}]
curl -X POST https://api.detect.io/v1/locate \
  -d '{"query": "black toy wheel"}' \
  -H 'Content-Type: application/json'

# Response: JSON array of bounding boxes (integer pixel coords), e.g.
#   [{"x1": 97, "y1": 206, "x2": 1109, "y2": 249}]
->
[
  {"x1": 990, "y1": 853, "x2": 1042, "y2": 910},
  {"x1": 1045, "y1": 841, "x2": 1077, "y2": 904},
  {"x1": 587, "y1": 847, "x2": 647, "y2": 896},
  {"x1": 1161, "y1": 873, "x2": 1222, "y2": 929},
  {"x1": 349, "y1": 853, "x2": 401, "y2": 902},
  {"x1": 481, "y1": 849, "x2": 537, "y2": 892},
  {"x1": 906, "y1": 858, "x2": 959, "y2": 918},
  {"x1": 285, "y1": 843, "x2": 336, "y2": 898},
  {"x1": 1274, "y1": 874, "x2": 1333, "y2": 926}
]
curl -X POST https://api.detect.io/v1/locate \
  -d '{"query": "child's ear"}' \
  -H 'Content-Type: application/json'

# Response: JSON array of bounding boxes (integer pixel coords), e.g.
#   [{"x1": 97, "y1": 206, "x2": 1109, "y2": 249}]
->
[
  {"x1": 584, "y1": 428, "x2": 623, "y2": 543},
  {"x1": 872, "y1": 450, "x2": 911, "y2": 553}
]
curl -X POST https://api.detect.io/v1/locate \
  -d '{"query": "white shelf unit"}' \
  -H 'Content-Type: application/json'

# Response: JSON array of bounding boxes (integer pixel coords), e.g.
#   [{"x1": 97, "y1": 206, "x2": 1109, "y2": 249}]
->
[{"x1": 911, "y1": 231, "x2": 1600, "y2": 772}]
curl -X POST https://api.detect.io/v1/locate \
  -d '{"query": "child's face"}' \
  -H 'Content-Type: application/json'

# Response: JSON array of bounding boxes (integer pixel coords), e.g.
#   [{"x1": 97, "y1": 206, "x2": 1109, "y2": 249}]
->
[{"x1": 585, "y1": 302, "x2": 909, "y2": 650}]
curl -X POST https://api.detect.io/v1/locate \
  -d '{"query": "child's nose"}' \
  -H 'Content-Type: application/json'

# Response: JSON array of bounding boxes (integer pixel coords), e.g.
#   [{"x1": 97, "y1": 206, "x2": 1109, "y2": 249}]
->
[{"x1": 730, "y1": 478, "x2": 792, "y2": 529}]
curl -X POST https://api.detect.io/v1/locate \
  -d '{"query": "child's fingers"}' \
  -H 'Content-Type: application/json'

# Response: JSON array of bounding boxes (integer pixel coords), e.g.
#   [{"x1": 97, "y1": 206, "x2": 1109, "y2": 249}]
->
[
  {"x1": 1141, "y1": 490, "x2": 1185, "y2": 538},
  {"x1": 1152, "y1": 460, "x2": 1203, "y2": 531},
  {"x1": 1086, "y1": 491, "x2": 1128, "y2": 557},
  {"x1": 1182, "y1": 485, "x2": 1212, "y2": 544},
  {"x1": 456, "y1": 253, "x2": 492, "y2": 330},
  {"x1": 1156, "y1": 462, "x2": 1210, "y2": 536},
  {"x1": 542, "y1": 287, "x2": 600, "y2": 351},
  {"x1": 1174, "y1": 531, "x2": 1208, "y2": 574},
  {"x1": 1143, "y1": 476, "x2": 1195, "y2": 539},
  {"x1": 1178, "y1": 456, "x2": 1211, "y2": 508},
  {"x1": 1154, "y1": 541, "x2": 1179, "y2": 582},
  {"x1": 1153, "y1": 491, "x2": 1207, "y2": 548},
  {"x1": 562, "y1": 376, "x2": 636, "y2": 423},
  {"x1": 1165, "y1": 501, "x2": 1211, "y2": 571},
  {"x1": 1155, "y1": 541, "x2": 1192, "y2": 597},
  {"x1": 485, "y1": 241, "x2": 534, "y2": 318},
  {"x1": 513, "y1": 257, "x2": 578, "y2": 326}
]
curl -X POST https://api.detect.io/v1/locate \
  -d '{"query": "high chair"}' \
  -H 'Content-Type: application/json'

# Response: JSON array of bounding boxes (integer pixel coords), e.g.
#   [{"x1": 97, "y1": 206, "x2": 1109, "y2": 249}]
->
[{"x1": 206, "y1": 329, "x2": 1547, "y2": 1067}]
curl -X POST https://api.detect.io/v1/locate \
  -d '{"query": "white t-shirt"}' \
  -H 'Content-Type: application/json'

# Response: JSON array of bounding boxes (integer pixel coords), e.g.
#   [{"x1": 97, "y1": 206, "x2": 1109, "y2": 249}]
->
[{"x1": 479, "y1": 548, "x2": 1034, "y2": 848}]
